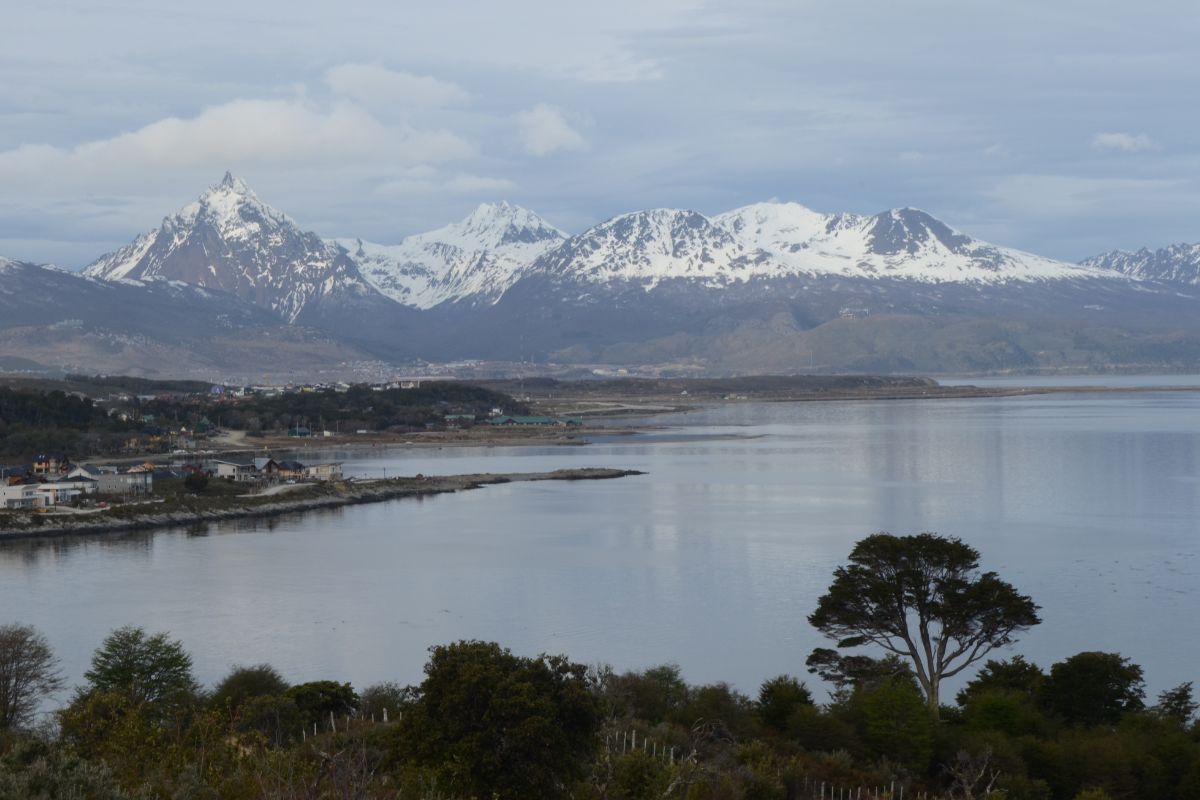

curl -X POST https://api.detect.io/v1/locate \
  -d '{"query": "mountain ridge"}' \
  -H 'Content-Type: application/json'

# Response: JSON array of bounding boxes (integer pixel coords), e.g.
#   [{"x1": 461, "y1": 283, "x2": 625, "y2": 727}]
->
[
  {"x1": 14, "y1": 173, "x2": 1200, "y2": 377},
  {"x1": 1082, "y1": 243, "x2": 1200, "y2": 286}
]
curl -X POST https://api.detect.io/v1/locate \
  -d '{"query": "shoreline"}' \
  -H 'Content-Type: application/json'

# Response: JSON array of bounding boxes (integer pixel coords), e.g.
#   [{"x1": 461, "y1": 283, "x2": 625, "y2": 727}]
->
[
  {"x1": 136, "y1": 382, "x2": 1200, "y2": 463},
  {"x1": 21, "y1": 379, "x2": 1200, "y2": 469},
  {"x1": 0, "y1": 468, "x2": 644, "y2": 542}
]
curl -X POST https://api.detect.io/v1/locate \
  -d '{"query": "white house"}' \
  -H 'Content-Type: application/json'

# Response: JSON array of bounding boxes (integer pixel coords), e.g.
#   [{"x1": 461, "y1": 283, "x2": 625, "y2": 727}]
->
[
  {"x1": 0, "y1": 479, "x2": 96, "y2": 509},
  {"x1": 211, "y1": 460, "x2": 259, "y2": 483},
  {"x1": 0, "y1": 484, "x2": 41, "y2": 509},
  {"x1": 69, "y1": 465, "x2": 153, "y2": 495}
]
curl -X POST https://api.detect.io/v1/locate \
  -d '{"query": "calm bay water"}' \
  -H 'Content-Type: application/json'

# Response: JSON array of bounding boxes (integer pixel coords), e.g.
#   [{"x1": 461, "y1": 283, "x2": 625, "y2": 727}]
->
[{"x1": 4, "y1": 389, "x2": 1200, "y2": 703}]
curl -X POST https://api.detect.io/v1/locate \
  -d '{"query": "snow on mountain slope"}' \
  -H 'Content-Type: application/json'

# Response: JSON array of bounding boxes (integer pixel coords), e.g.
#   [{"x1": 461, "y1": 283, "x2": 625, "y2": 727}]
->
[
  {"x1": 532, "y1": 208, "x2": 755, "y2": 288},
  {"x1": 532, "y1": 202, "x2": 1114, "y2": 289},
  {"x1": 82, "y1": 178, "x2": 1123, "y2": 324},
  {"x1": 335, "y1": 202, "x2": 566, "y2": 308},
  {"x1": 1082, "y1": 243, "x2": 1200, "y2": 285},
  {"x1": 84, "y1": 173, "x2": 376, "y2": 321}
]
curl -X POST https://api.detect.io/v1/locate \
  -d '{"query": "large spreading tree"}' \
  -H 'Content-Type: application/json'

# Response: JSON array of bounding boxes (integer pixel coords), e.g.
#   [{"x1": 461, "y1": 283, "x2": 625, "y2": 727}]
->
[{"x1": 808, "y1": 532, "x2": 1040, "y2": 717}]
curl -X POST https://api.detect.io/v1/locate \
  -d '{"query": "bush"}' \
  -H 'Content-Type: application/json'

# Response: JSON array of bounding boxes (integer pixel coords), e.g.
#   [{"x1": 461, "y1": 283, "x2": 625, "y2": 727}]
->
[
  {"x1": 758, "y1": 675, "x2": 813, "y2": 733},
  {"x1": 284, "y1": 681, "x2": 358, "y2": 730},
  {"x1": 1042, "y1": 652, "x2": 1144, "y2": 726},
  {"x1": 396, "y1": 640, "x2": 603, "y2": 800},
  {"x1": 210, "y1": 663, "x2": 288, "y2": 713}
]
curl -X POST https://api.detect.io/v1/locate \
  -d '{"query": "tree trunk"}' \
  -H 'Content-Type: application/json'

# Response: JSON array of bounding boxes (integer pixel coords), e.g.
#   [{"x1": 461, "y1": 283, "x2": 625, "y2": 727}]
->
[{"x1": 927, "y1": 675, "x2": 941, "y2": 721}]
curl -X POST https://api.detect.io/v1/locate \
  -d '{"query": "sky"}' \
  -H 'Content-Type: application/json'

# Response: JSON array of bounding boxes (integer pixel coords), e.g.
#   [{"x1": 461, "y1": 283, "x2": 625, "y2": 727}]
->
[{"x1": 2, "y1": 0, "x2": 1199, "y2": 268}]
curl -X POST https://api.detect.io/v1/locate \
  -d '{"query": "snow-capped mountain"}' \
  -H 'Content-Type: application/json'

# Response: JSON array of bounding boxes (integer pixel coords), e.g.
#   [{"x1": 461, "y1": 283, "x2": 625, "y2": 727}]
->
[
  {"x1": 531, "y1": 203, "x2": 1111, "y2": 288},
  {"x1": 85, "y1": 173, "x2": 377, "y2": 322},
  {"x1": 1082, "y1": 243, "x2": 1200, "y2": 285},
  {"x1": 335, "y1": 202, "x2": 566, "y2": 308},
  {"x1": 531, "y1": 208, "x2": 749, "y2": 287},
  {"x1": 51, "y1": 176, "x2": 1200, "y2": 374}
]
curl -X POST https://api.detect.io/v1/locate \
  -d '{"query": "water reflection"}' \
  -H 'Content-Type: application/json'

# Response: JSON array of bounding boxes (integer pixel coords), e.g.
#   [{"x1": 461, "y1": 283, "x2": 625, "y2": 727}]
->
[{"x1": 3, "y1": 394, "x2": 1200, "y2": 702}]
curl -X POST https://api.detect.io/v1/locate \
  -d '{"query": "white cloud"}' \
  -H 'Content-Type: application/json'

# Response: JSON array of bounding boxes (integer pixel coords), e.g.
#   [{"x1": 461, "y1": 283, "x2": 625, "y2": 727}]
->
[
  {"x1": 1090, "y1": 132, "x2": 1160, "y2": 153},
  {"x1": 0, "y1": 98, "x2": 475, "y2": 186},
  {"x1": 445, "y1": 174, "x2": 516, "y2": 193},
  {"x1": 325, "y1": 64, "x2": 470, "y2": 108},
  {"x1": 515, "y1": 105, "x2": 587, "y2": 156}
]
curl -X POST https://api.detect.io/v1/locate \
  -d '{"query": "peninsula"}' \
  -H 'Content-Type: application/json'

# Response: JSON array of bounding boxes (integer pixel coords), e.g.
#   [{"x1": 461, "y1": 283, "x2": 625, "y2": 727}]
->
[{"x1": 0, "y1": 468, "x2": 643, "y2": 540}]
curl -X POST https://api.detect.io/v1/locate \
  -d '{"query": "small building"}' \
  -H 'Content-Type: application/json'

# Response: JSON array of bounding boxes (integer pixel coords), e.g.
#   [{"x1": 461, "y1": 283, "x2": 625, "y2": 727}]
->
[
  {"x1": 304, "y1": 463, "x2": 343, "y2": 481},
  {"x1": 288, "y1": 426, "x2": 312, "y2": 438},
  {"x1": 0, "y1": 483, "x2": 41, "y2": 509},
  {"x1": 253, "y1": 458, "x2": 282, "y2": 479},
  {"x1": 0, "y1": 465, "x2": 29, "y2": 486},
  {"x1": 70, "y1": 464, "x2": 152, "y2": 495},
  {"x1": 31, "y1": 453, "x2": 70, "y2": 477},
  {"x1": 100, "y1": 471, "x2": 153, "y2": 495},
  {"x1": 39, "y1": 477, "x2": 97, "y2": 504},
  {"x1": 211, "y1": 460, "x2": 259, "y2": 483},
  {"x1": 277, "y1": 460, "x2": 306, "y2": 480}
]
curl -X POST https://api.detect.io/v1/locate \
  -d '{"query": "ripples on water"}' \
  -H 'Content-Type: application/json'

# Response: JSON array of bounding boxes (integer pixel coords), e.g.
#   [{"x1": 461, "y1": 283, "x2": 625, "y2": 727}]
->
[{"x1": 4, "y1": 389, "x2": 1199, "y2": 701}]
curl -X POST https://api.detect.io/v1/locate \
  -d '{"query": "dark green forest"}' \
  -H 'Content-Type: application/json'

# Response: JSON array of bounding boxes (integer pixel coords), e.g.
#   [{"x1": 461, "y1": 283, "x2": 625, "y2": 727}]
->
[
  {"x1": 0, "y1": 387, "x2": 134, "y2": 461},
  {"x1": 141, "y1": 383, "x2": 524, "y2": 435},
  {"x1": 0, "y1": 381, "x2": 522, "y2": 460}
]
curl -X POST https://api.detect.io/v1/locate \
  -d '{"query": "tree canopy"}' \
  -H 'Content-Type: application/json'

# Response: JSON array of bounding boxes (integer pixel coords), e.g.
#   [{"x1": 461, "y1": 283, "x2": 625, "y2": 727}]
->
[
  {"x1": 808, "y1": 532, "x2": 1041, "y2": 716},
  {"x1": 395, "y1": 640, "x2": 603, "y2": 800},
  {"x1": 82, "y1": 626, "x2": 199, "y2": 714},
  {"x1": 1041, "y1": 651, "x2": 1145, "y2": 726}
]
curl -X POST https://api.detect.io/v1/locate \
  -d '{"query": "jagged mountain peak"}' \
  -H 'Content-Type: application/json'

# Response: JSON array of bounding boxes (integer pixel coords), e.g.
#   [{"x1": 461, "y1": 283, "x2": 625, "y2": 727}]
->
[
  {"x1": 1082, "y1": 241, "x2": 1200, "y2": 285},
  {"x1": 451, "y1": 201, "x2": 566, "y2": 248},
  {"x1": 84, "y1": 176, "x2": 375, "y2": 321},
  {"x1": 335, "y1": 202, "x2": 567, "y2": 309},
  {"x1": 174, "y1": 172, "x2": 289, "y2": 236}
]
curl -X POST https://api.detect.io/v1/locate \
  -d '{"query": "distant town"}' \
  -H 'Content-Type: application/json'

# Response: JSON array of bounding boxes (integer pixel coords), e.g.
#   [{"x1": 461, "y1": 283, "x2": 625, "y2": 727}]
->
[{"x1": 0, "y1": 374, "x2": 593, "y2": 517}]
